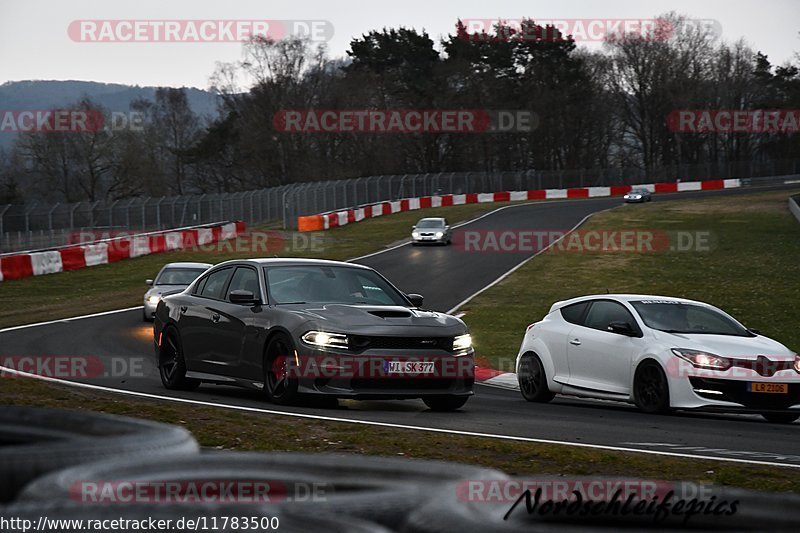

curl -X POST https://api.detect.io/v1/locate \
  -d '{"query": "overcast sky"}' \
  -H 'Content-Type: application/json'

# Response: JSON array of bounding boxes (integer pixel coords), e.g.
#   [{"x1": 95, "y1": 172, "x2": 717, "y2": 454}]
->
[{"x1": 1, "y1": 0, "x2": 798, "y2": 89}]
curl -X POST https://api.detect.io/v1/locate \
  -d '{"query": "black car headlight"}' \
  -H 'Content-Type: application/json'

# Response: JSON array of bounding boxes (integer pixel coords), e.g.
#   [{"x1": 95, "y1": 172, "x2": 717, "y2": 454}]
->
[
  {"x1": 302, "y1": 331, "x2": 349, "y2": 350},
  {"x1": 453, "y1": 333, "x2": 473, "y2": 355}
]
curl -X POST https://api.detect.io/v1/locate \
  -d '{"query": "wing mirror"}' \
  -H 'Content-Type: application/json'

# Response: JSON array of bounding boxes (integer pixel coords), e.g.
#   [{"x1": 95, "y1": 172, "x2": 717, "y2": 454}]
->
[
  {"x1": 406, "y1": 293, "x2": 424, "y2": 307},
  {"x1": 145, "y1": 279, "x2": 154, "y2": 286},
  {"x1": 229, "y1": 289, "x2": 260, "y2": 306},
  {"x1": 608, "y1": 321, "x2": 637, "y2": 337}
]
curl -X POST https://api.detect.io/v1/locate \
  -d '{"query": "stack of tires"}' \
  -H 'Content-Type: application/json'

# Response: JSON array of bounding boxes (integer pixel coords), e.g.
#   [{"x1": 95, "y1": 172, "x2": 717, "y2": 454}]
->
[
  {"x1": 3, "y1": 407, "x2": 800, "y2": 531},
  {"x1": 0, "y1": 407, "x2": 508, "y2": 532}
]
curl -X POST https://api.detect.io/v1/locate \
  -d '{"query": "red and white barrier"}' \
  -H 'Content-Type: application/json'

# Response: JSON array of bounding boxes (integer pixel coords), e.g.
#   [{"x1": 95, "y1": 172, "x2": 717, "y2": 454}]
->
[
  {"x1": 0, "y1": 221, "x2": 246, "y2": 283},
  {"x1": 297, "y1": 178, "x2": 741, "y2": 232}
]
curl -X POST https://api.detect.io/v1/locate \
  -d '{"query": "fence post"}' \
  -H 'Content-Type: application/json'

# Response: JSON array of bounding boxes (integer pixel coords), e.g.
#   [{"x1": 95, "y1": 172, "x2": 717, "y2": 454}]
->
[
  {"x1": 0, "y1": 204, "x2": 10, "y2": 251},
  {"x1": 141, "y1": 197, "x2": 150, "y2": 230},
  {"x1": 48, "y1": 203, "x2": 59, "y2": 232},
  {"x1": 155, "y1": 197, "x2": 164, "y2": 229}
]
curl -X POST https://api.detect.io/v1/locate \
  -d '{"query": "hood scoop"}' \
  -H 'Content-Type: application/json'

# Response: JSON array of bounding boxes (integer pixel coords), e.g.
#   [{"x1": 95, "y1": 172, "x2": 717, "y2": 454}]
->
[{"x1": 368, "y1": 310, "x2": 413, "y2": 319}]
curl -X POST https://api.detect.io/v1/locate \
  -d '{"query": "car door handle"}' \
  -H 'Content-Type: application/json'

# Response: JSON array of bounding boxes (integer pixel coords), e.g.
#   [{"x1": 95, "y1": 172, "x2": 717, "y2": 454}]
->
[
  {"x1": 569, "y1": 338, "x2": 581, "y2": 346},
  {"x1": 211, "y1": 313, "x2": 221, "y2": 323},
  {"x1": 179, "y1": 306, "x2": 187, "y2": 314}
]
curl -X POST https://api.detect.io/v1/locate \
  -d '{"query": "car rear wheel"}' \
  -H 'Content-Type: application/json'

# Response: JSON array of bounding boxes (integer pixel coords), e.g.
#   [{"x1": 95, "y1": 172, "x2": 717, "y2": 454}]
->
[
  {"x1": 158, "y1": 328, "x2": 200, "y2": 391},
  {"x1": 634, "y1": 361, "x2": 671, "y2": 414},
  {"x1": 518, "y1": 353, "x2": 555, "y2": 402},
  {"x1": 422, "y1": 396, "x2": 469, "y2": 411},
  {"x1": 264, "y1": 334, "x2": 301, "y2": 405},
  {"x1": 761, "y1": 412, "x2": 800, "y2": 424}
]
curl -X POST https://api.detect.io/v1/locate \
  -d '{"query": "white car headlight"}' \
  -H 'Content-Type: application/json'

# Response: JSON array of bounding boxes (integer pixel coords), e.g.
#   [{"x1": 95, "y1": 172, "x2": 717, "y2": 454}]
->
[
  {"x1": 412, "y1": 231, "x2": 420, "y2": 238},
  {"x1": 435, "y1": 231, "x2": 444, "y2": 238},
  {"x1": 672, "y1": 348, "x2": 731, "y2": 371},
  {"x1": 302, "y1": 331, "x2": 349, "y2": 350},
  {"x1": 148, "y1": 295, "x2": 161, "y2": 305},
  {"x1": 453, "y1": 333, "x2": 472, "y2": 354}
]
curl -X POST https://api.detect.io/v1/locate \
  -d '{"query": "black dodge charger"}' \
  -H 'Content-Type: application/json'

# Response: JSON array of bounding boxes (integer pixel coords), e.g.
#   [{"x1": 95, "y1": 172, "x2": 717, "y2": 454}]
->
[{"x1": 153, "y1": 258, "x2": 474, "y2": 410}]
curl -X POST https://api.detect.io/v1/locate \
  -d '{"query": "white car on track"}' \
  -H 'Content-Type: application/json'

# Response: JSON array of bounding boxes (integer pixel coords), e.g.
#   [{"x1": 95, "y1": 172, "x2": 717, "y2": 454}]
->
[{"x1": 516, "y1": 294, "x2": 800, "y2": 423}]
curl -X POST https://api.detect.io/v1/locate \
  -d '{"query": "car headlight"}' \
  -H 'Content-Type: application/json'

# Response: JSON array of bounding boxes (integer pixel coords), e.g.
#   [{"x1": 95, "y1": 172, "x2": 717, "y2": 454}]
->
[
  {"x1": 412, "y1": 231, "x2": 420, "y2": 238},
  {"x1": 148, "y1": 295, "x2": 161, "y2": 305},
  {"x1": 302, "y1": 331, "x2": 349, "y2": 350},
  {"x1": 453, "y1": 333, "x2": 473, "y2": 354},
  {"x1": 793, "y1": 355, "x2": 800, "y2": 374},
  {"x1": 435, "y1": 231, "x2": 444, "y2": 238},
  {"x1": 672, "y1": 348, "x2": 731, "y2": 371}
]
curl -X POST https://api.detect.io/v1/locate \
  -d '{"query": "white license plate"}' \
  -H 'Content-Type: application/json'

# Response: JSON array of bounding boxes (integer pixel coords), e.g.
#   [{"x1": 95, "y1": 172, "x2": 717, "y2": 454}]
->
[{"x1": 384, "y1": 361, "x2": 435, "y2": 374}]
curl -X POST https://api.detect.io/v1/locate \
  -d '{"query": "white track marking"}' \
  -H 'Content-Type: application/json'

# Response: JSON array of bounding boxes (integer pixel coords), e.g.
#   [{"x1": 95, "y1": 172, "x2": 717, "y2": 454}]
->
[
  {"x1": 0, "y1": 306, "x2": 142, "y2": 333},
  {"x1": 2, "y1": 365, "x2": 798, "y2": 469},
  {"x1": 446, "y1": 211, "x2": 600, "y2": 314}
]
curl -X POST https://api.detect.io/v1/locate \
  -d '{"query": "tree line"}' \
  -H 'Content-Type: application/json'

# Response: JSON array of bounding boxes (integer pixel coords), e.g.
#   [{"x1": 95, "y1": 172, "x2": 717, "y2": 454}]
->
[{"x1": 1, "y1": 12, "x2": 798, "y2": 205}]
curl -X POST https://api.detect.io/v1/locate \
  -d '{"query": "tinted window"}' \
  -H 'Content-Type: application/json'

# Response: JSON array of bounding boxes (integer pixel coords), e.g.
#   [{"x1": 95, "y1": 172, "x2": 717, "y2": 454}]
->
[
  {"x1": 227, "y1": 267, "x2": 260, "y2": 300},
  {"x1": 560, "y1": 302, "x2": 589, "y2": 325},
  {"x1": 630, "y1": 300, "x2": 752, "y2": 336},
  {"x1": 155, "y1": 267, "x2": 207, "y2": 286},
  {"x1": 584, "y1": 300, "x2": 637, "y2": 331},
  {"x1": 265, "y1": 266, "x2": 408, "y2": 306},
  {"x1": 198, "y1": 268, "x2": 232, "y2": 300}
]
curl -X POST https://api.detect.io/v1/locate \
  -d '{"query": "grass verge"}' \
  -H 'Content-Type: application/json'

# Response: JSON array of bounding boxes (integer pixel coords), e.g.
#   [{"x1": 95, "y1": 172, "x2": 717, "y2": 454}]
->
[
  {"x1": 4, "y1": 376, "x2": 800, "y2": 493},
  {"x1": 463, "y1": 189, "x2": 800, "y2": 371}
]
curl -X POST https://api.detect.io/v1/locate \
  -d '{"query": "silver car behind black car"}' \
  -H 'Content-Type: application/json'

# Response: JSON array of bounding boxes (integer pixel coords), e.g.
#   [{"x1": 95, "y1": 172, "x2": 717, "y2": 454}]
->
[{"x1": 153, "y1": 258, "x2": 474, "y2": 411}]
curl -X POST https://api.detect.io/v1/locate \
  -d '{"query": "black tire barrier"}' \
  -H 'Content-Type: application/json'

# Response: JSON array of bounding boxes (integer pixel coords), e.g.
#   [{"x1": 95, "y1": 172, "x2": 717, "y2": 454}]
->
[
  {"x1": 17, "y1": 451, "x2": 508, "y2": 529},
  {"x1": 0, "y1": 407, "x2": 200, "y2": 503},
  {"x1": 402, "y1": 476, "x2": 800, "y2": 532},
  {"x1": 0, "y1": 502, "x2": 391, "y2": 533}
]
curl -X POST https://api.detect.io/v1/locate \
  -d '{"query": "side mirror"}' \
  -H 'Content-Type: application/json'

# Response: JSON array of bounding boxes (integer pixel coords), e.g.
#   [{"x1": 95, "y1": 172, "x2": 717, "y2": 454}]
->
[
  {"x1": 229, "y1": 289, "x2": 260, "y2": 306},
  {"x1": 406, "y1": 293, "x2": 424, "y2": 307},
  {"x1": 145, "y1": 279, "x2": 154, "y2": 286},
  {"x1": 412, "y1": 225, "x2": 417, "y2": 229},
  {"x1": 608, "y1": 321, "x2": 637, "y2": 337}
]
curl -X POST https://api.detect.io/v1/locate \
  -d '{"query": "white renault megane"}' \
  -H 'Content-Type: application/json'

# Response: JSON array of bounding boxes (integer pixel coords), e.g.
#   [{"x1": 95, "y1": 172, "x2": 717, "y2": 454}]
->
[{"x1": 516, "y1": 295, "x2": 800, "y2": 423}]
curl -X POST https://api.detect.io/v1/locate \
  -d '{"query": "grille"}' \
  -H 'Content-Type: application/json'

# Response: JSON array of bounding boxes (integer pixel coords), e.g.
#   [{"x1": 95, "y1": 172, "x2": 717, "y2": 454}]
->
[{"x1": 349, "y1": 335, "x2": 453, "y2": 352}]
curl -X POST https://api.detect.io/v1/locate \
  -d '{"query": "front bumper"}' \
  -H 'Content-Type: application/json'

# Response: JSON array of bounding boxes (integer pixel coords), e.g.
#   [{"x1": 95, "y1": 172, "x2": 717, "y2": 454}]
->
[
  {"x1": 670, "y1": 370, "x2": 800, "y2": 412},
  {"x1": 412, "y1": 236, "x2": 447, "y2": 244},
  {"x1": 288, "y1": 350, "x2": 475, "y2": 399}
]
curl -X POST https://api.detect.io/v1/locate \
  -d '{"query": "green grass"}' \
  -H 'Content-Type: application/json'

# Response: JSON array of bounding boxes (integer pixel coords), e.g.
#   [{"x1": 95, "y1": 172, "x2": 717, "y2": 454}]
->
[
  {"x1": 463, "y1": 189, "x2": 800, "y2": 371},
  {"x1": 0, "y1": 202, "x2": 510, "y2": 328},
  {"x1": 4, "y1": 377, "x2": 800, "y2": 493}
]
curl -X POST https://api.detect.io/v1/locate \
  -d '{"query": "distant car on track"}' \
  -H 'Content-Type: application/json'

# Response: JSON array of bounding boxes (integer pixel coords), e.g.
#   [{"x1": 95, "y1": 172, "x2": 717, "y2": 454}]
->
[
  {"x1": 153, "y1": 258, "x2": 474, "y2": 411},
  {"x1": 411, "y1": 217, "x2": 452, "y2": 245},
  {"x1": 623, "y1": 188, "x2": 652, "y2": 203},
  {"x1": 143, "y1": 262, "x2": 212, "y2": 321},
  {"x1": 516, "y1": 294, "x2": 800, "y2": 423}
]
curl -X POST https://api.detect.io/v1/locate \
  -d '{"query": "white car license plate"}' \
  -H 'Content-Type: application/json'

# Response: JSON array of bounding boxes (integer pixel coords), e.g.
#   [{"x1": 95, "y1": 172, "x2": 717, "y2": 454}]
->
[{"x1": 384, "y1": 361, "x2": 435, "y2": 374}]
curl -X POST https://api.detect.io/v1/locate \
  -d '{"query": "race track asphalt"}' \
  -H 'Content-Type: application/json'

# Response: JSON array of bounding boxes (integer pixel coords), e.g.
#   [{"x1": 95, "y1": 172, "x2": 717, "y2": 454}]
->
[{"x1": 2, "y1": 184, "x2": 799, "y2": 467}]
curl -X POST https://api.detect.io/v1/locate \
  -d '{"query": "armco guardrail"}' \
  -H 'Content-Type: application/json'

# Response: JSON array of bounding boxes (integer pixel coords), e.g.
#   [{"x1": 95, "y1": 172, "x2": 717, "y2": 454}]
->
[
  {"x1": 790, "y1": 195, "x2": 800, "y2": 224},
  {"x1": 0, "y1": 221, "x2": 245, "y2": 283},
  {"x1": 297, "y1": 179, "x2": 741, "y2": 232}
]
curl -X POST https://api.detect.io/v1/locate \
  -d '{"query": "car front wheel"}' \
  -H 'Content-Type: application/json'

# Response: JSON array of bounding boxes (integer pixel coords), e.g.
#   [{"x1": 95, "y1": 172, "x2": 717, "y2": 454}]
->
[
  {"x1": 423, "y1": 396, "x2": 469, "y2": 411},
  {"x1": 634, "y1": 361, "x2": 671, "y2": 414},
  {"x1": 518, "y1": 353, "x2": 555, "y2": 402},
  {"x1": 264, "y1": 334, "x2": 301, "y2": 405}
]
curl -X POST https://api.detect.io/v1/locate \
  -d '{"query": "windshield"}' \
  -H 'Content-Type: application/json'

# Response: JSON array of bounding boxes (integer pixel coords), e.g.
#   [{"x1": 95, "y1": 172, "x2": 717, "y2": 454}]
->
[
  {"x1": 265, "y1": 265, "x2": 409, "y2": 306},
  {"x1": 416, "y1": 219, "x2": 444, "y2": 228},
  {"x1": 631, "y1": 300, "x2": 752, "y2": 336},
  {"x1": 155, "y1": 268, "x2": 207, "y2": 286}
]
